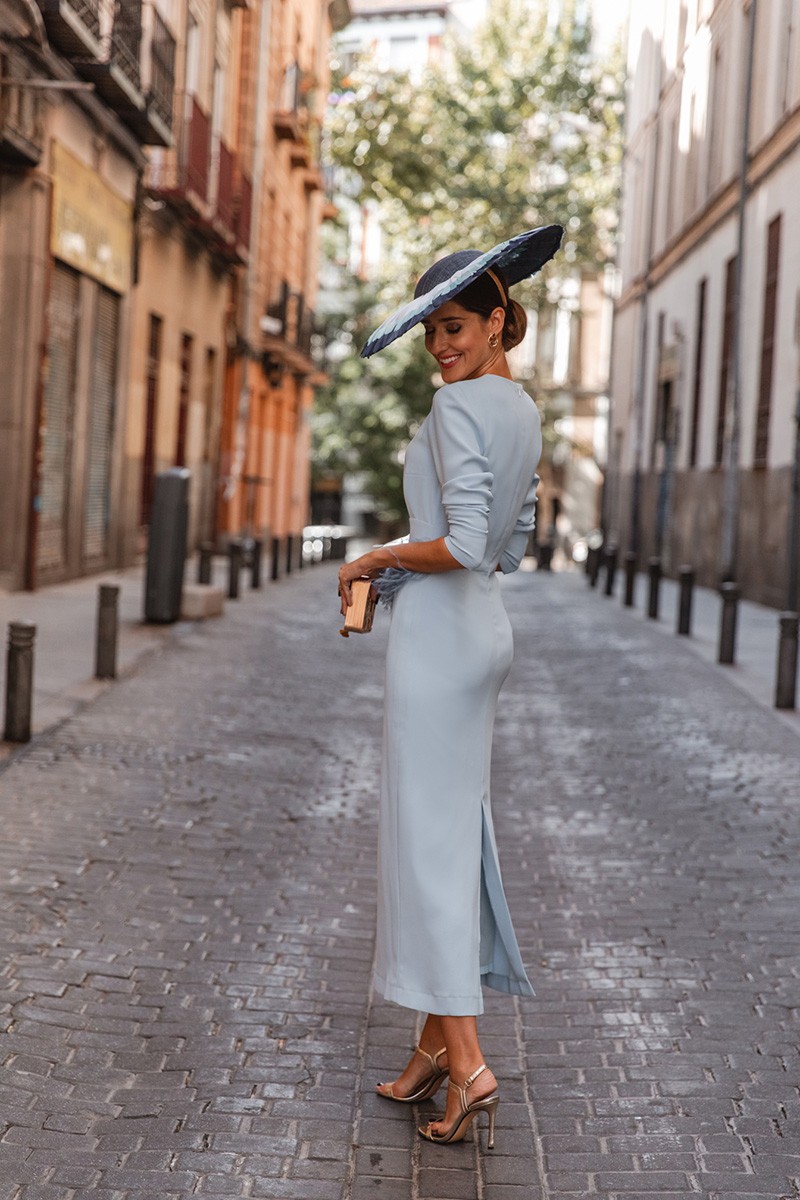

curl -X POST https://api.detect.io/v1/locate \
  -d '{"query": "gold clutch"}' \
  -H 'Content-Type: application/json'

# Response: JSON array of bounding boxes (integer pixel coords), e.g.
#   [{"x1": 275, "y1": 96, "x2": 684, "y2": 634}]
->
[{"x1": 339, "y1": 578, "x2": 377, "y2": 637}]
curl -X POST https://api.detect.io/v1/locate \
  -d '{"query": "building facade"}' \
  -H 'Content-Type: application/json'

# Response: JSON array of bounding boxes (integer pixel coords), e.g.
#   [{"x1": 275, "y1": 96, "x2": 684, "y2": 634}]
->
[
  {"x1": 0, "y1": 0, "x2": 171, "y2": 589},
  {"x1": 215, "y1": 0, "x2": 350, "y2": 576},
  {"x1": 0, "y1": 0, "x2": 349, "y2": 590},
  {"x1": 608, "y1": 0, "x2": 800, "y2": 607}
]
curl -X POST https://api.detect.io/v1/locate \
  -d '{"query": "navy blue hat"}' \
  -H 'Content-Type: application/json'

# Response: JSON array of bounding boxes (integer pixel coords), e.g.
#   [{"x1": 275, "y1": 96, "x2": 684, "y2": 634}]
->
[{"x1": 361, "y1": 224, "x2": 563, "y2": 358}]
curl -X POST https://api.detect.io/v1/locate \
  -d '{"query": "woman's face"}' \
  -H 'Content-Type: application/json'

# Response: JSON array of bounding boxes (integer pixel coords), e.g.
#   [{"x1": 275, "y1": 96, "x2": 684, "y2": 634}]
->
[{"x1": 422, "y1": 301, "x2": 505, "y2": 383}]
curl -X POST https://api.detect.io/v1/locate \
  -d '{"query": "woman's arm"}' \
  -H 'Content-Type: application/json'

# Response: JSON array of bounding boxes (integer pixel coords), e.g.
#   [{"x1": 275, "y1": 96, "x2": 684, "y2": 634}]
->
[{"x1": 338, "y1": 538, "x2": 462, "y2": 612}]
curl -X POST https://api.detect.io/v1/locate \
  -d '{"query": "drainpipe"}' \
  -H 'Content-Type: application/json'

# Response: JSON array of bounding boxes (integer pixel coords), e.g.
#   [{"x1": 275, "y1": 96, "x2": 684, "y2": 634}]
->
[{"x1": 720, "y1": 0, "x2": 758, "y2": 582}]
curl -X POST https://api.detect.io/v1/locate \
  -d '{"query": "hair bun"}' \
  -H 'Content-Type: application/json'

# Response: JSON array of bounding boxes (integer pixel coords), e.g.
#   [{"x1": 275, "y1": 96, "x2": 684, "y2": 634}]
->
[{"x1": 502, "y1": 299, "x2": 527, "y2": 351}]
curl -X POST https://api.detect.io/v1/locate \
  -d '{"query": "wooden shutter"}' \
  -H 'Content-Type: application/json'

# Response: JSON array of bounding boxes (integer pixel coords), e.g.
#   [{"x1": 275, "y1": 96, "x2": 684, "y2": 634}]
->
[
  {"x1": 37, "y1": 263, "x2": 80, "y2": 575},
  {"x1": 83, "y1": 286, "x2": 120, "y2": 562},
  {"x1": 140, "y1": 313, "x2": 161, "y2": 526},
  {"x1": 754, "y1": 215, "x2": 781, "y2": 466}
]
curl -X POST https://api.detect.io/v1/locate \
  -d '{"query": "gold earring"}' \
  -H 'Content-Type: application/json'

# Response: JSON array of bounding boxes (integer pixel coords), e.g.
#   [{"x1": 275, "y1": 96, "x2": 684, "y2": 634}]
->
[{"x1": 488, "y1": 332, "x2": 499, "y2": 349}]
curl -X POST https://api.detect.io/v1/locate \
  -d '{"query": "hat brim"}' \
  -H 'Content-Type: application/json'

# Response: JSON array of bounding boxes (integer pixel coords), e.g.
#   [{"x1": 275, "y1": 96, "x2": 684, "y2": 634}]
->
[{"x1": 360, "y1": 224, "x2": 563, "y2": 359}]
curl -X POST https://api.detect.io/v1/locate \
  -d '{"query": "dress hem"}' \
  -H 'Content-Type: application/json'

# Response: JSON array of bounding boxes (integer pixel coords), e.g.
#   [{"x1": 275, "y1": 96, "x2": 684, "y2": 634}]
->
[{"x1": 373, "y1": 968, "x2": 485, "y2": 1017}]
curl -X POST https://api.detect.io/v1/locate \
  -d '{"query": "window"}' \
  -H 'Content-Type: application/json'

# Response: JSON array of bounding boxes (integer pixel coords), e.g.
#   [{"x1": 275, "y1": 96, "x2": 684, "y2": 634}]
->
[
  {"x1": 651, "y1": 311, "x2": 666, "y2": 468},
  {"x1": 754, "y1": 215, "x2": 781, "y2": 466},
  {"x1": 715, "y1": 256, "x2": 737, "y2": 467},
  {"x1": 689, "y1": 278, "x2": 707, "y2": 467},
  {"x1": 175, "y1": 332, "x2": 193, "y2": 467},
  {"x1": 707, "y1": 45, "x2": 724, "y2": 194},
  {"x1": 140, "y1": 313, "x2": 162, "y2": 526}
]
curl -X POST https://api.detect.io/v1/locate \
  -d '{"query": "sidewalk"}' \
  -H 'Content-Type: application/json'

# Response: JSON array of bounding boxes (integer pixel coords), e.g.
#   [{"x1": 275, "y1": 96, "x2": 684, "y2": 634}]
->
[
  {"x1": 0, "y1": 562, "x2": 799, "y2": 1198},
  {"x1": 0, "y1": 555, "x2": 241, "y2": 752},
  {"x1": 583, "y1": 564, "x2": 800, "y2": 736}
]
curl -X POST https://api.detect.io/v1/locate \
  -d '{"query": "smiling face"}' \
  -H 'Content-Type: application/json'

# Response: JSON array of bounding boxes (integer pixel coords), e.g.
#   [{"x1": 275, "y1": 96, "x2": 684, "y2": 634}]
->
[{"x1": 421, "y1": 301, "x2": 506, "y2": 383}]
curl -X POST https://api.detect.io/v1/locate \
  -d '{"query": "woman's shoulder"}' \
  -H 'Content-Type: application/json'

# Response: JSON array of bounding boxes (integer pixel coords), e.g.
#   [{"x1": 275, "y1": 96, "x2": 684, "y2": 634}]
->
[{"x1": 432, "y1": 378, "x2": 539, "y2": 427}]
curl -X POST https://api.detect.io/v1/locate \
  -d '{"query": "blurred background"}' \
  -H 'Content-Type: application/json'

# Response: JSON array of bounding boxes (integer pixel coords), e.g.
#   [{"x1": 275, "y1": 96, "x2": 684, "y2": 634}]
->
[{"x1": 1, "y1": 0, "x2": 796, "y2": 612}]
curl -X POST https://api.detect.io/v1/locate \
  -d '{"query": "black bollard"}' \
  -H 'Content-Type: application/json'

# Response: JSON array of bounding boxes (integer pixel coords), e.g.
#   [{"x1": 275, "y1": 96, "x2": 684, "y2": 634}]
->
[
  {"x1": 718, "y1": 581, "x2": 740, "y2": 665},
  {"x1": 271, "y1": 536, "x2": 281, "y2": 581},
  {"x1": 647, "y1": 556, "x2": 662, "y2": 620},
  {"x1": 4, "y1": 620, "x2": 36, "y2": 743},
  {"x1": 677, "y1": 565, "x2": 695, "y2": 636},
  {"x1": 603, "y1": 543, "x2": 618, "y2": 597},
  {"x1": 775, "y1": 613, "x2": 799, "y2": 709},
  {"x1": 588, "y1": 545, "x2": 601, "y2": 588},
  {"x1": 297, "y1": 532, "x2": 304, "y2": 570},
  {"x1": 285, "y1": 534, "x2": 294, "y2": 575},
  {"x1": 197, "y1": 542, "x2": 213, "y2": 585},
  {"x1": 228, "y1": 539, "x2": 243, "y2": 600},
  {"x1": 623, "y1": 551, "x2": 637, "y2": 607},
  {"x1": 250, "y1": 537, "x2": 263, "y2": 589},
  {"x1": 95, "y1": 584, "x2": 120, "y2": 680}
]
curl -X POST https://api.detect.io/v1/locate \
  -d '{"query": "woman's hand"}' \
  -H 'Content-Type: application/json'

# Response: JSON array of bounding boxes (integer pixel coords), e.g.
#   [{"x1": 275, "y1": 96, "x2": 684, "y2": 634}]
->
[{"x1": 338, "y1": 553, "x2": 381, "y2": 615}]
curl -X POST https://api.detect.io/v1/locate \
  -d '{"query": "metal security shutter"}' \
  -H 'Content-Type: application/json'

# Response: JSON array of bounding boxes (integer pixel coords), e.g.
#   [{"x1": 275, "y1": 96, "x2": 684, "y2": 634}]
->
[
  {"x1": 37, "y1": 263, "x2": 80, "y2": 575},
  {"x1": 83, "y1": 286, "x2": 120, "y2": 562}
]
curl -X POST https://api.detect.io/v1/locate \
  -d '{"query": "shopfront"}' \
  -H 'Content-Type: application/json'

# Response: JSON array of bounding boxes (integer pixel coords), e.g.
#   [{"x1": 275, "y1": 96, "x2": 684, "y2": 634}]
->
[{"x1": 34, "y1": 141, "x2": 133, "y2": 584}]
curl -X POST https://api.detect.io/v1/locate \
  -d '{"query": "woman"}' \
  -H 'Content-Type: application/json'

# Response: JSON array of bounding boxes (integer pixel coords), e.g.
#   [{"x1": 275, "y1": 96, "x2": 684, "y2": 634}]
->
[{"x1": 338, "y1": 226, "x2": 562, "y2": 1149}]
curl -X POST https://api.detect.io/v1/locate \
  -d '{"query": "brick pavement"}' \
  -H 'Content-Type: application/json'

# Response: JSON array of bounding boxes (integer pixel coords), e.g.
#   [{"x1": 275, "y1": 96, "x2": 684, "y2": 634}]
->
[{"x1": 0, "y1": 565, "x2": 798, "y2": 1198}]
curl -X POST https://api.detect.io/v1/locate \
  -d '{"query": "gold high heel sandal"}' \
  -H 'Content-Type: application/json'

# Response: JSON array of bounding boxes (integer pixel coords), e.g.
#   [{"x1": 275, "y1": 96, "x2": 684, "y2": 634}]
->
[
  {"x1": 376, "y1": 1045, "x2": 449, "y2": 1104},
  {"x1": 418, "y1": 1063, "x2": 499, "y2": 1149}
]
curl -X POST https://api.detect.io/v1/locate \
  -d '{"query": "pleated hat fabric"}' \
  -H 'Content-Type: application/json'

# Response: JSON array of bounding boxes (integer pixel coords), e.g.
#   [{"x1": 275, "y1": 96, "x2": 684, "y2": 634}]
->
[{"x1": 360, "y1": 224, "x2": 563, "y2": 359}]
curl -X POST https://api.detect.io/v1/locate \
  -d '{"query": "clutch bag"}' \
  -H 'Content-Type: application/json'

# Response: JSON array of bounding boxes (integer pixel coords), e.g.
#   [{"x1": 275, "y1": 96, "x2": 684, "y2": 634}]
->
[{"x1": 339, "y1": 578, "x2": 377, "y2": 637}]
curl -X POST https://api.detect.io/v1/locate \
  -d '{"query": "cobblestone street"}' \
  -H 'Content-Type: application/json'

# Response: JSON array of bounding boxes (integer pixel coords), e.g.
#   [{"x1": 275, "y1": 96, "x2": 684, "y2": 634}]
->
[{"x1": 0, "y1": 564, "x2": 799, "y2": 1199}]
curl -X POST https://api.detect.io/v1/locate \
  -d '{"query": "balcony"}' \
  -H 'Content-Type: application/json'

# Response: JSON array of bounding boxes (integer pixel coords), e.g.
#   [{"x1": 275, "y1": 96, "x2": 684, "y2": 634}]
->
[
  {"x1": 43, "y1": 0, "x2": 175, "y2": 146},
  {"x1": 37, "y1": 0, "x2": 102, "y2": 58},
  {"x1": 235, "y1": 171, "x2": 252, "y2": 261},
  {"x1": 79, "y1": 0, "x2": 144, "y2": 118},
  {"x1": 273, "y1": 60, "x2": 307, "y2": 143},
  {"x1": 147, "y1": 93, "x2": 210, "y2": 216},
  {"x1": 210, "y1": 138, "x2": 236, "y2": 252},
  {"x1": 0, "y1": 47, "x2": 46, "y2": 165},
  {"x1": 124, "y1": 6, "x2": 175, "y2": 146}
]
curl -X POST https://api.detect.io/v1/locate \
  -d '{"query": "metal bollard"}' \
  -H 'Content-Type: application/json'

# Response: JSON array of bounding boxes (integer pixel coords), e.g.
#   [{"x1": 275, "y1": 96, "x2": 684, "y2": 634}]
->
[
  {"x1": 285, "y1": 534, "x2": 294, "y2": 575},
  {"x1": 623, "y1": 551, "x2": 637, "y2": 607},
  {"x1": 587, "y1": 545, "x2": 601, "y2": 588},
  {"x1": 775, "y1": 613, "x2": 799, "y2": 709},
  {"x1": 647, "y1": 556, "x2": 662, "y2": 620},
  {"x1": 271, "y1": 536, "x2": 281, "y2": 581},
  {"x1": 250, "y1": 537, "x2": 263, "y2": 589},
  {"x1": 677, "y1": 565, "x2": 695, "y2": 636},
  {"x1": 603, "y1": 543, "x2": 618, "y2": 597},
  {"x1": 197, "y1": 542, "x2": 213, "y2": 585},
  {"x1": 297, "y1": 532, "x2": 304, "y2": 570},
  {"x1": 4, "y1": 621, "x2": 36, "y2": 743},
  {"x1": 718, "y1": 581, "x2": 740, "y2": 665},
  {"x1": 95, "y1": 584, "x2": 120, "y2": 680},
  {"x1": 228, "y1": 539, "x2": 243, "y2": 600}
]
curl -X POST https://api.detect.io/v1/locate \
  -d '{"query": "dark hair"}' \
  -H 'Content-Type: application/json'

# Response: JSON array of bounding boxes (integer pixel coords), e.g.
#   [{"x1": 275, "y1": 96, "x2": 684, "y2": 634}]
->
[{"x1": 453, "y1": 268, "x2": 528, "y2": 351}]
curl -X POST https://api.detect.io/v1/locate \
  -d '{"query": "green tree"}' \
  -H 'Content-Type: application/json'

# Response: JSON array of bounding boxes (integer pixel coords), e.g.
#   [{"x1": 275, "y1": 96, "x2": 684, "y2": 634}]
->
[{"x1": 313, "y1": 0, "x2": 624, "y2": 523}]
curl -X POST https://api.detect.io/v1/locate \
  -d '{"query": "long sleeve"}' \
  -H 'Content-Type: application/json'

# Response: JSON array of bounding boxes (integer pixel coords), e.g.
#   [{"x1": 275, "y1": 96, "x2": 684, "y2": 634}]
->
[
  {"x1": 498, "y1": 472, "x2": 540, "y2": 574},
  {"x1": 428, "y1": 385, "x2": 494, "y2": 571}
]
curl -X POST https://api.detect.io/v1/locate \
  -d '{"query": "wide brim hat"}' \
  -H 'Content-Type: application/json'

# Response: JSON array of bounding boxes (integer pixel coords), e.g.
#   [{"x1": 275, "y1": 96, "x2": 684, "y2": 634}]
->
[{"x1": 360, "y1": 224, "x2": 563, "y2": 359}]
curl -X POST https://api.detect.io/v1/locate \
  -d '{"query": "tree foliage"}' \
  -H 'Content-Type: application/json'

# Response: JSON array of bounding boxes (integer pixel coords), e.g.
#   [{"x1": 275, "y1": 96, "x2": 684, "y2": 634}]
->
[{"x1": 313, "y1": 0, "x2": 624, "y2": 522}]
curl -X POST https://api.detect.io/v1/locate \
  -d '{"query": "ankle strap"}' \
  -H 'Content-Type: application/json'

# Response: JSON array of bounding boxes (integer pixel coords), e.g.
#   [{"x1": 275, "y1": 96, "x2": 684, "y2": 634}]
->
[{"x1": 463, "y1": 1062, "x2": 487, "y2": 1089}]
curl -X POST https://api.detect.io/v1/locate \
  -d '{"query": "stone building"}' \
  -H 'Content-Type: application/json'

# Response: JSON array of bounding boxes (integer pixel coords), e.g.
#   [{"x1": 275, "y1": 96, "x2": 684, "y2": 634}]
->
[
  {"x1": 0, "y1": 0, "x2": 349, "y2": 590},
  {"x1": 0, "y1": 0, "x2": 169, "y2": 589},
  {"x1": 215, "y1": 0, "x2": 350, "y2": 577},
  {"x1": 608, "y1": 0, "x2": 800, "y2": 607}
]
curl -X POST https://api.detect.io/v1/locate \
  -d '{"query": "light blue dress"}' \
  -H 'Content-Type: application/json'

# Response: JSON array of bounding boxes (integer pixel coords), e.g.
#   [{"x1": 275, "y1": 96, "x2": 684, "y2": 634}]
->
[{"x1": 374, "y1": 375, "x2": 541, "y2": 1016}]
